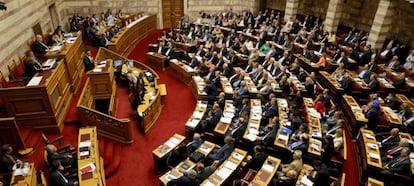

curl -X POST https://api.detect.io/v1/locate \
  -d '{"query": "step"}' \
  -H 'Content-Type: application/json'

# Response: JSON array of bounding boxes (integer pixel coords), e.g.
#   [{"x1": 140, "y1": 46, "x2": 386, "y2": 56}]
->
[{"x1": 104, "y1": 144, "x2": 121, "y2": 178}]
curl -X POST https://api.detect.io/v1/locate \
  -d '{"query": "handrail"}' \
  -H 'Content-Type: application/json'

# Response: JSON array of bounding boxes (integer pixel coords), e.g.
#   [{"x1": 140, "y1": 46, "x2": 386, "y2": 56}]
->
[{"x1": 77, "y1": 105, "x2": 132, "y2": 144}]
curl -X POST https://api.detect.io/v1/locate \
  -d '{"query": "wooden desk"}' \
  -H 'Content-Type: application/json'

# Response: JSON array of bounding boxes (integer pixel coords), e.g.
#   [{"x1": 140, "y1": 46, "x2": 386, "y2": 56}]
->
[
  {"x1": 215, "y1": 100, "x2": 235, "y2": 135},
  {"x1": 87, "y1": 60, "x2": 115, "y2": 99},
  {"x1": 243, "y1": 99, "x2": 262, "y2": 142},
  {"x1": 357, "y1": 129, "x2": 382, "y2": 183},
  {"x1": 152, "y1": 134, "x2": 186, "y2": 160},
  {"x1": 366, "y1": 177, "x2": 384, "y2": 186},
  {"x1": 220, "y1": 77, "x2": 234, "y2": 95},
  {"x1": 377, "y1": 77, "x2": 395, "y2": 92},
  {"x1": 290, "y1": 75, "x2": 306, "y2": 94},
  {"x1": 294, "y1": 54, "x2": 320, "y2": 73},
  {"x1": 274, "y1": 98, "x2": 290, "y2": 148},
  {"x1": 249, "y1": 156, "x2": 281, "y2": 186},
  {"x1": 318, "y1": 71, "x2": 344, "y2": 97},
  {"x1": 200, "y1": 148, "x2": 247, "y2": 185},
  {"x1": 244, "y1": 76, "x2": 258, "y2": 95},
  {"x1": 147, "y1": 52, "x2": 168, "y2": 71},
  {"x1": 10, "y1": 163, "x2": 37, "y2": 186},
  {"x1": 45, "y1": 32, "x2": 84, "y2": 93},
  {"x1": 380, "y1": 106, "x2": 402, "y2": 126},
  {"x1": 396, "y1": 94, "x2": 414, "y2": 111},
  {"x1": 341, "y1": 95, "x2": 368, "y2": 139},
  {"x1": 159, "y1": 141, "x2": 216, "y2": 185},
  {"x1": 108, "y1": 14, "x2": 156, "y2": 56},
  {"x1": 0, "y1": 59, "x2": 72, "y2": 132},
  {"x1": 185, "y1": 101, "x2": 208, "y2": 133},
  {"x1": 295, "y1": 164, "x2": 314, "y2": 186},
  {"x1": 159, "y1": 159, "x2": 196, "y2": 185},
  {"x1": 77, "y1": 126, "x2": 106, "y2": 186},
  {"x1": 192, "y1": 76, "x2": 208, "y2": 100},
  {"x1": 169, "y1": 59, "x2": 195, "y2": 85}
]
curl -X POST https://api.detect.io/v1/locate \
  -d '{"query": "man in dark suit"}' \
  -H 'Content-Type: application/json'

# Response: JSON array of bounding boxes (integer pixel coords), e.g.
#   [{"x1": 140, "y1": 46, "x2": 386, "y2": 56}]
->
[
  {"x1": 83, "y1": 50, "x2": 95, "y2": 72},
  {"x1": 242, "y1": 145, "x2": 267, "y2": 171},
  {"x1": 99, "y1": 33, "x2": 109, "y2": 48},
  {"x1": 230, "y1": 117, "x2": 248, "y2": 141},
  {"x1": 46, "y1": 144, "x2": 76, "y2": 167},
  {"x1": 0, "y1": 144, "x2": 20, "y2": 184},
  {"x1": 195, "y1": 163, "x2": 215, "y2": 181},
  {"x1": 272, "y1": 170, "x2": 297, "y2": 186},
  {"x1": 379, "y1": 128, "x2": 401, "y2": 153},
  {"x1": 367, "y1": 74, "x2": 379, "y2": 92},
  {"x1": 186, "y1": 133, "x2": 203, "y2": 153},
  {"x1": 306, "y1": 160, "x2": 330, "y2": 186},
  {"x1": 380, "y1": 147, "x2": 411, "y2": 181},
  {"x1": 363, "y1": 102, "x2": 379, "y2": 131},
  {"x1": 387, "y1": 55, "x2": 401, "y2": 71},
  {"x1": 167, "y1": 169, "x2": 200, "y2": 186},
  {"x1": 208, "y1": 136, "x2": 234, "y2": 163},
  {"x1": 33, "y1": 34, "x2": 49, "y2": 58},
  {"x1": 49, "y1": 160, "x2": 78, "y2": 186}
]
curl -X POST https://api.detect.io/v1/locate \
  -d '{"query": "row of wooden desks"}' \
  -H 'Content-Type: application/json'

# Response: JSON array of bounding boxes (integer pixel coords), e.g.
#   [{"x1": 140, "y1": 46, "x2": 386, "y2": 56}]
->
[
  {"x1": 248, "y1": 156, "x2": 281, "y2": 186},
  {"x1": 215, "y1": 100, "x2": 236, "y2": 135},
  {"x1": 152, "y1": 134, "x2": 186, "y2": 171},
  {"x1": 341, "y1": 95, "x2": 368, "y2": 139},
  {"x1": 192, "y1": 76, "x2": 208, "y2": 100},
  {"x1": 185, "y1": 101, "x2": 208, "y2": 136},
  {"x1": 200, "y1": 148, "x2": 247, "y2": 185},
  {"x1": 159, "y1": 141, "x2": 216, "y2": 185},
  {"x1": 169, "y1": 59, "x2": 196, "y2": 85},
  {"x1": 77, "y1": 126, "x2": 106, "y2": 186},
  {"x1": 243, "y1": 99, "x2": 262, "y2": 142},
  {"x1": 318, "y1": 71, "x2": 344, "y2": 97}
]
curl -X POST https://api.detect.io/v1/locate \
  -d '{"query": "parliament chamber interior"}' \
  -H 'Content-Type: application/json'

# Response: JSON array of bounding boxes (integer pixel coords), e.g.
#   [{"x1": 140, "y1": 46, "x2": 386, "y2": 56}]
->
[{"x1": 1, "y1": 0, "x2": 414, "y2": 185}]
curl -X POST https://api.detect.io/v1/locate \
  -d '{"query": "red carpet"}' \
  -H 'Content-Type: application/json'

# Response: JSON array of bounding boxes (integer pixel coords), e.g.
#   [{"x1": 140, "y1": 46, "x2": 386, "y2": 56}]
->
[{"x1": 105, "y1": 30, "x2": 196, "y2": 186}]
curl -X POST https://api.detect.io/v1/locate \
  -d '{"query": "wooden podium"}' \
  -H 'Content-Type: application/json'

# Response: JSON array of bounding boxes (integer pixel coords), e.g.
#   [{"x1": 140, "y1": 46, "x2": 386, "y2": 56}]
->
[{"x1": 147, "y1": 52, "x2": 167, "y2": 71}]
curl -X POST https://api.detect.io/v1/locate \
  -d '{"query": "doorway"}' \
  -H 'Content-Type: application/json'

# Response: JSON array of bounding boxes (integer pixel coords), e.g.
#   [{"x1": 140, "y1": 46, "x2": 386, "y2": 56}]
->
[{"x1": 162, "y1": 0, "x2": 184, "y2": 28}]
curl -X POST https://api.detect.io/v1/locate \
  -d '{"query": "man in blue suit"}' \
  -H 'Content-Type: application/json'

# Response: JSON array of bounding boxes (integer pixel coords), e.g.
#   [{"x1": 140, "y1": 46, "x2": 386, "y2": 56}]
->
[
  {"x1": 186, "y1": 133, "x2": 203, "y2": 153},
  {"x1": 167, "y1": 169, "x2": 201, "y2": 186},
  {"x1": 208, "y1": 136, "x2": 234, "y2": 164}
]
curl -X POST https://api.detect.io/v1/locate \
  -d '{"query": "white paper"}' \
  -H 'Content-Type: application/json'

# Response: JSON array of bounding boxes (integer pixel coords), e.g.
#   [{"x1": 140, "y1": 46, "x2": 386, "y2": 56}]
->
[
  {"x1": 233, "y1": 152, "x2": 243, "y2": 160},
  {"x1": 224, "y1": 161, "x2": 237, "y2": 170},
  {"x1": 279, "y1": 134, "x2": 289, "y2": 141},
  {"x1": 27, "y1": 76, "x2": 43, "y2": 86},
  {"x1": 165, "y1": 141, "x2": 176, "y2": 148},
  {"x1": 79, "y1": 140, "x2": 91, "y2": 148},
  {"x1": 301, "y1": 176, "x2": 314, "y2": 186},
  {"x1": 246, "y1": 134, "x2": 257, "y2": 141},
  {"x1": 368, "y1": 152, "x2": 380, "y2": 160},
  {"x1": 262, "y1": 163, "x2": 274, "y2": 172},
  {"x1": 170, "y1": 137, "x2": 181, "y2": 145},
  {"x1": 220, "y1": 117, "x2": 232, "y2": 124},
  {"x1": 203, "y1": 180, "x2": 215, "y2": 186},
  {"x1": 217, "y1": 167, "x2": 232, "y2": 179}
]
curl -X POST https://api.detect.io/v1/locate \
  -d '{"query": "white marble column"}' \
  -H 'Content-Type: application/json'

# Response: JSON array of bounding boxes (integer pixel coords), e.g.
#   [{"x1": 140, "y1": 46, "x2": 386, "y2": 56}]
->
[
  {"x1": 284, "y1": 0, "x2": 299, "y2": 22},
  {"x1": 367, "y1": 0, "x2": 395, "y2": 50},
  {"x1": 324, "y1": 0, "x2": 343, "y2": 33}
]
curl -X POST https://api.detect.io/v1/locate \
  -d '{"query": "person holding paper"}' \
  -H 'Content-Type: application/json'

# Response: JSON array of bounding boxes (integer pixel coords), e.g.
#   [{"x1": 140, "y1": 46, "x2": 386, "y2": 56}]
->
[
  {"x1": 83, "y1": 50, "x2": 95, "y2": 72},
  {"x1": 49, "y1": 160, "x2": 78, "y2": 186}
]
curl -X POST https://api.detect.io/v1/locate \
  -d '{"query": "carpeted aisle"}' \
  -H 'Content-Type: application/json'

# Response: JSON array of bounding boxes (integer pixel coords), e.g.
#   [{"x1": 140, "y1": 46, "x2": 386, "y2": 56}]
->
[{"x1": 105, "y1": 30, "x2": 196, "y2": 186}]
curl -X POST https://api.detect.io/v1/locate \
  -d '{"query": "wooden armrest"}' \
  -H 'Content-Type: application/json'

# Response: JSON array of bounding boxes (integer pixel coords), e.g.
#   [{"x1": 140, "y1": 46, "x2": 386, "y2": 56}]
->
[
  {"x1": 49, "y1": 136, "x2": 65, "y2": 145},
  {"x1": 393, "y1": 173, "x2": 411, "y2": 179}
]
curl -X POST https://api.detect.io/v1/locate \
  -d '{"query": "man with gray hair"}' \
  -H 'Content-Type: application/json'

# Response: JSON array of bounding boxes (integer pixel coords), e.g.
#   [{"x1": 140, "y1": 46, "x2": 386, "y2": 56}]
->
[
  {"x1": 277, "y1": 150, "x2": 303, "y2": 178},
  {"x1": 167, "y1": 169, "x2": 200, "y2": 186},
  {"x1": 186, "y1": 133, "x2": 203, "y2": 153}
]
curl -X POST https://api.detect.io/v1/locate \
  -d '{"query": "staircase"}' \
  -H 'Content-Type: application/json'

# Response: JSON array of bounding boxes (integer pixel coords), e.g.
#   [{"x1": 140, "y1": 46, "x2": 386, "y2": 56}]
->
[{"x1": 98, "y1": 138, "x2": 122, "y2": 178}]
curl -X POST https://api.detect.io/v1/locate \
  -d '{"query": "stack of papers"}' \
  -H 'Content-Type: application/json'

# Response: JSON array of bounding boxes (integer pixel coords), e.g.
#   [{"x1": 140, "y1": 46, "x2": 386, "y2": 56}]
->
[
  {"x1": 27, "y1": 76, "x2": 43, "y2": 86},
  {"x1": 217, "y1": 167, "x2": 232, "y2": 179}
]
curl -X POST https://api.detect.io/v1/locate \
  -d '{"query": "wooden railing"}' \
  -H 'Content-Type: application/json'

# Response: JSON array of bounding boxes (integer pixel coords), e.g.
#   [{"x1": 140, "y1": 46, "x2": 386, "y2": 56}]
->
[
  {"x1": 77, "y1": 73, "x2": 132, "y2": 144},
  {"x1": 77, "y1": 106, "x2": 132, "y2": 144}
]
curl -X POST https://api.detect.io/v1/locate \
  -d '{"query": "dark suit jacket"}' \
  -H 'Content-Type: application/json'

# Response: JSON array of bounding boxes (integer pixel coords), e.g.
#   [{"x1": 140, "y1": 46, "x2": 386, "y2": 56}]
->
[
  {"x1": 231, "y1": 122, "x2": 248, "y2": 141},
  {"x1": 167, "y1": 175, "x2": 201, "y2": 186},
  {"x1": 187, "y1": 139, "x2": 203, "y2": 153},
  {"x1": 25, "y1": 61, "x2": 43, "y2": 78},
  {"x1": 0, "y1": 155, "x2": 15, "y2": 173},
  {"x1": 245, "y1": 152, "x2": 267, "y2": 170},
  {"x1": 310, "y1": 164, "x2": 330, "y2": 186},
  {"x1": 49, "y1": 170, "x2": 75, "y2": 186},
  {"x1": 368, "y1": 79, "x2": 379, "y2": 92},
  {"x1": 381, "y1": 135, "x2": 401, "y2": 152},
  {"x1": 388, "y1": 157, "x2": 411, "y2": 174},
  {"x1": 83, "y1": 55, "x2": 95, "y2": 72},
  {"x1": 209, "y1": 143, "x2": 234, "y2": 163},
  {"x1": 47, "y1": 153, "x2": 74, "y2": 167},
  {"x1": 33, "y1": 41, "x2": 48, "y2": 55}
]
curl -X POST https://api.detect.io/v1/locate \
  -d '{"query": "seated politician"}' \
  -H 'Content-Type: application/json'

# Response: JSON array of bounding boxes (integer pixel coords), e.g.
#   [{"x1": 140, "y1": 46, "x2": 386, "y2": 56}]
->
[
  {"x1": 49, "y1": 160, "x2": 78, "y2": 186},
  {"x1": 45, "y1": 144, "x2": 76, "y2": 168},
  {"x1": 24, "y1": 51, "x2": 43, "y2": 78},
  {"x1": 33, "y1": 34, "x2": 50, "y2": 58},
  {"x1": 83, "y1": 50, "x2": 95, "y2": 72},
  {"x1": 0, "y1": 144, "x2": 21, "y2": 184},
  {"x1": 167, "y1": 169, "x2": 200, "y2": 186},
  {"x1": 207, "y1": 136, "x2": 234, "y2": 164}
]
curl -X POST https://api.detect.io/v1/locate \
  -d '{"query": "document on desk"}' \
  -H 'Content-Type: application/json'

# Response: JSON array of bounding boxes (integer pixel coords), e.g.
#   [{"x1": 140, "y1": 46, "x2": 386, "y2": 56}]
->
[
  {"x1": 300, "y1": 176, "x2": 314, "y2": 186},
  {"x1": 50, "y1": 45, "x2": 62, "y2": 52},
  {"x1": 217, "y1": 167, "x2": 232, "y2": 179},
  {"x1": 27, "y1": 76, "x2": 43, "y2": 86},
  {"x1": 80, "y1": 163, "x2": 96, "y2": 174},
  {"x1": 79, "y1": 140, "x2": 92, "y2": 148},
  {"x1": 224, "y1": 161, "x2": 237, "y2": 170},
  {"x1": 262, "y1": 163, "x2": 274, "y2": 172}
]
